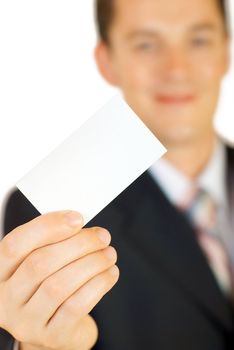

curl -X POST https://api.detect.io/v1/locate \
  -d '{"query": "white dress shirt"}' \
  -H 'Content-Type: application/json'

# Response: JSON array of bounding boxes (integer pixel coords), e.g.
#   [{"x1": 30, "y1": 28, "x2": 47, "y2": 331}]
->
[
  {"x1": 149, "y1": 139, "x2": 227, "y2": 209},
  {"x1": 13, "y1": 339, "x2": 19, "y2": 350}
]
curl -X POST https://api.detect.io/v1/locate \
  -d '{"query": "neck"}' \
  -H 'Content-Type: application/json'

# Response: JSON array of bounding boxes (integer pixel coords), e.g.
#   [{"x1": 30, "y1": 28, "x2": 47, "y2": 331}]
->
[{"x1": 164, "y1": 132, "x2": 217, "y2": 179}]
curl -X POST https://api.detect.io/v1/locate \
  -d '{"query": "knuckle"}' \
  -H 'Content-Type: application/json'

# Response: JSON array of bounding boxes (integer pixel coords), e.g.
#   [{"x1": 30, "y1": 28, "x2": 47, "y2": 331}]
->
[
  {"x1": 1, "y1": 236, "x2": 18, "y2": 258},
  {"x1": 36, "y1": 214, "x2": 57, "y2": 232},
  {"x1": 42, "y1": 278, "x2": 62, "y2": 297},
  {"x1": 34, "y1": 211, "x2": 67, "y2": 234},
  {"x1": 61, "y1": 298, "x2": 80, "y2": 318},
  {"x1": 24, "y1": 252, "x2": 47, "y2": 277}
]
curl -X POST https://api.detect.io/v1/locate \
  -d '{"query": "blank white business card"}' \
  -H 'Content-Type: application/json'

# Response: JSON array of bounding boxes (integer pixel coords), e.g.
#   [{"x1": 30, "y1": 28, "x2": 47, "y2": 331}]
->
[{"x1": 17, "y1": 95, "x2": 166, "y2": 225}]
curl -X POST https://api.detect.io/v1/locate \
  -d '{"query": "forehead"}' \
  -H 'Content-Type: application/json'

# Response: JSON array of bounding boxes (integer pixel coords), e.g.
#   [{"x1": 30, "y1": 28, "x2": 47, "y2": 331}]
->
[{"x1": 112, "y1": 0, "x2": 223, "y2": 32}]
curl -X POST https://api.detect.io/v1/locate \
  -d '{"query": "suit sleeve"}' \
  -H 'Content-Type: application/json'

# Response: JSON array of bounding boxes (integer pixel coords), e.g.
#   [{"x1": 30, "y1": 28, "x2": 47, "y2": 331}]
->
[
  {"x1": 0, "y1": 188, "x2": 40, "y2": 349},
  {"x1": 0, "y1": 327, "x2": 15, "y2": 350}
]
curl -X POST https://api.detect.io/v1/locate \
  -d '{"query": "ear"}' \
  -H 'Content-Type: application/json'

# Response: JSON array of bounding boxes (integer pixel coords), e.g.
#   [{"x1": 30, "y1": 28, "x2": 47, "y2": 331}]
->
[{"x1": 94, "y1": 41, "x2": 119, "y2": 86}]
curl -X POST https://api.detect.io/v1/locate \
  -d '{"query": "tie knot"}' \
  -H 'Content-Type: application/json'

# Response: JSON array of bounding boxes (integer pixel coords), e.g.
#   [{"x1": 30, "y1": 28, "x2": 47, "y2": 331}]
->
[{"x1": 180, "y1": 186, "x2": 218, "y2": 235}]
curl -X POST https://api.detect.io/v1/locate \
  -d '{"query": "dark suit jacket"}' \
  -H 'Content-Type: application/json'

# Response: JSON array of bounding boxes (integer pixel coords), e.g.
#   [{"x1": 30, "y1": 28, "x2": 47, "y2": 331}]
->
[{"x1": 1, "y1": 147, "x2": 234, "y2": 350}]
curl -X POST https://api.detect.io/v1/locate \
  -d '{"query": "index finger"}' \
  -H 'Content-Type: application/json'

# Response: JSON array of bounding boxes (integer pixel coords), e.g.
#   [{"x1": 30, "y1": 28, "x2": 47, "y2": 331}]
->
[{"x1": 0, "y1": 210, "x2": 83, "y2": 281}]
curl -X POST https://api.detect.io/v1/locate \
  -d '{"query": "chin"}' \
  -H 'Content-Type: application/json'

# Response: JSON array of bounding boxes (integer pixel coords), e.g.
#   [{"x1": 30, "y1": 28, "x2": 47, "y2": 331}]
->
[{"x1": 156, "y1": 127, "x2": 199, "y2": 148}]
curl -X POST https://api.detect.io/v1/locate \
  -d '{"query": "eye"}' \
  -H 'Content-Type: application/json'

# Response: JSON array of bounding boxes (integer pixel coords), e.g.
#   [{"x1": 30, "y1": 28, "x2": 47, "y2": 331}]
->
[
  {"x1": 135, "y1": 41, "x2": 159, "y2": 51},
  {"x1": 191, "y1": 37, "x2": 212, "y2": 47}
]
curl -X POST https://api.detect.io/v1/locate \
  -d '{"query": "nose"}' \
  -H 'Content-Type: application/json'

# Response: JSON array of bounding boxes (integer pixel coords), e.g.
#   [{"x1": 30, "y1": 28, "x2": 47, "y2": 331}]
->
[{"x1": 161, "y1": 46, "x2": 191, "y2": 82}]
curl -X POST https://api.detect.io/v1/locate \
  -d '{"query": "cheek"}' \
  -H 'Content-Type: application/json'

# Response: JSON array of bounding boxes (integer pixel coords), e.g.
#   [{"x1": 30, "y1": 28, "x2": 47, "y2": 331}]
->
[
  {"x1": 115, "y1": 57, "x2": 153, "y2": 93},
  {"x1": 198, "y1": 66, "x2": 222, "y2": 86},
  {"x1": 192, "y1": 53, "x2": 227, "y2": 88},
  {"x1": 124, "y1": 73, "x2": 149, "y2": 94}
]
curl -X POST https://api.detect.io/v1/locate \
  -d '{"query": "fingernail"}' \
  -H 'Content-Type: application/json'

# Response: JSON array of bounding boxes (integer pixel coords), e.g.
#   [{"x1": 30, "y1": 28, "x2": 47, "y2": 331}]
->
[
  {"x1": 109, "y1": 265, "x2": 119, "y2": 277},
  {"x1": 65, "y1": 211, "x2": 83, "y2": 227},
  {"x1": 98, "y1": 229, "x2": 111, "y2": 244},
  {"x1": 105, "y1": 246, "x2": 116, "y2": 260}
]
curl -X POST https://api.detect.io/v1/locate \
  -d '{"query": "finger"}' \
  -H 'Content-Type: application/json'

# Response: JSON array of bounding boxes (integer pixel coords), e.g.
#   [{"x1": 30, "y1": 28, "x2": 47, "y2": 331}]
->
[
  {"x1": 0, "y1": 210, "x2": 83, "y2": 280},
  {"x1": 23, "y1": 246, "x2": 117, "y2": 324},
  {"x1": 9, "y1": 227, "x2": 111, "y2": 304},
  {"x1": 47, "y1": 265, "x2": 120, "y2": 330},
  {"x1": 41, "y1": 315, "x2": 98, "y2": 350}
]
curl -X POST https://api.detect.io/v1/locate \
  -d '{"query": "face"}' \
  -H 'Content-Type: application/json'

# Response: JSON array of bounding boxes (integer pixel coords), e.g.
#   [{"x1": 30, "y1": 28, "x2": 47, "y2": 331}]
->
[{"x1": 95, "y1": 0, "x2": 230, "y2": 150}]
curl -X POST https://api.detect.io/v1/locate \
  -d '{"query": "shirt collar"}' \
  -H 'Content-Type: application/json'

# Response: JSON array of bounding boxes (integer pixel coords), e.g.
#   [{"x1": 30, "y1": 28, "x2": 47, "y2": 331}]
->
[
  {"x1": 148, "y1": 140, "x2": 227, "y2": 207},
  {"x1": 198, "y1": 140, "x2": 227, "y2": 207}
]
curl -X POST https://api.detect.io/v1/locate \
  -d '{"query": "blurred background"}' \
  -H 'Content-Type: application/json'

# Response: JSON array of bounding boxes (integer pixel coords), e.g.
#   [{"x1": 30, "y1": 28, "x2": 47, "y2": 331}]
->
[{"x1": 0, "y1": 0, "x2": 233, "y2": 234}]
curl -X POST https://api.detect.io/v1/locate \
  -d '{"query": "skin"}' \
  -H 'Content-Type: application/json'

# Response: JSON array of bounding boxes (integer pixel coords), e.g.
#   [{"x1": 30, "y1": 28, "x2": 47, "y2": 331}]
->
[
  {"x1": 0, "y1": 211, "x2": 119, "y2": 350},
  {"x1": 95, "y1": 0, "x2": 230, "y2": 177},
  {"x1": 1, "y1": 1, "x2": 230, "y2": 349}
]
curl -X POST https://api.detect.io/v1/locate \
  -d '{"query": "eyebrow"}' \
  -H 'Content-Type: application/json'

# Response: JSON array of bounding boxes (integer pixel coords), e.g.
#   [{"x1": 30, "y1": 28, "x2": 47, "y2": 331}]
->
[
  {"x1": 126, "y1": 31, "x2": 160, "y2": 41},
  {"x1": 126, "y1": 22, "x2": 218, "y2": 41},
  {"x1": 189, "y1": 23, "x2": 218, "y2": 32}
]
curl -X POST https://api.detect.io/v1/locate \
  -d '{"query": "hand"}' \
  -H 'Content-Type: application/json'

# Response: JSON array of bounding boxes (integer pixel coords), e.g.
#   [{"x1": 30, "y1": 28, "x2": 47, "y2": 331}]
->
[{"x1": 0, "y1": 211, "x2": 119, "y2": 350}]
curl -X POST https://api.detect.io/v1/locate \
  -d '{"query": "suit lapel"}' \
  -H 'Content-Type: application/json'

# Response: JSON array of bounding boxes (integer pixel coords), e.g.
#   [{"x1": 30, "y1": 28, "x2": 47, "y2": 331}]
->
[
  {"x1": 227, "y1": 147, "x2": 234, "y2": 229},
  {"x1": 116, "y1": 169, "x2": 233, "y2": 331}
]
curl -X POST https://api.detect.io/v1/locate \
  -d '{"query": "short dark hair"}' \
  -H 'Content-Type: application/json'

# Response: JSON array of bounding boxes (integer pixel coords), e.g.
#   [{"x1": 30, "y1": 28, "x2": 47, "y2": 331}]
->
[{"x1": 95, "y1": 0, "x2": 228, "y2": 43}]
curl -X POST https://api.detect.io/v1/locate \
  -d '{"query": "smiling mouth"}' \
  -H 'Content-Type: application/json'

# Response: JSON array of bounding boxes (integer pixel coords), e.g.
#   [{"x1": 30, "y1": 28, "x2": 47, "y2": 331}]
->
[{"x1": 156, "y1": 94, "x2": 195, "y2": 105}]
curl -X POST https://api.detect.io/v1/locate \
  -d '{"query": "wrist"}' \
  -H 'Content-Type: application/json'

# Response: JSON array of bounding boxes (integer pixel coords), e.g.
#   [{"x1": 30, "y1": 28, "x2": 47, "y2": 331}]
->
[{"x1": 19, "y1": 343, "x2": 49, "y2": 350}]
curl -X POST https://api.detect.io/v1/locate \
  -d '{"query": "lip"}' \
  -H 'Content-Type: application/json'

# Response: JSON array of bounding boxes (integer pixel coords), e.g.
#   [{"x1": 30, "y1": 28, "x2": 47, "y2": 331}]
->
[{"x1": 155, "y1": 94, "x2": 195, "y2": 105}]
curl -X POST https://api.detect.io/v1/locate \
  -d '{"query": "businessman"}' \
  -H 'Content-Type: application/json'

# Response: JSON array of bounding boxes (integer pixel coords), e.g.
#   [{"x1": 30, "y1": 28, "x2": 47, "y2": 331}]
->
[{"x1": 1, "y1": 0, "x2": 234, "y2": 349}]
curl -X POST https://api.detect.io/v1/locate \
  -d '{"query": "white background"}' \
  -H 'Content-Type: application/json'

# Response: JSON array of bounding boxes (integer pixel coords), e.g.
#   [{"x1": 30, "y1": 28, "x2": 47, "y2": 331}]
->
[{"x1": 0, "y1": 0, "x2": 233, "y2": 231}]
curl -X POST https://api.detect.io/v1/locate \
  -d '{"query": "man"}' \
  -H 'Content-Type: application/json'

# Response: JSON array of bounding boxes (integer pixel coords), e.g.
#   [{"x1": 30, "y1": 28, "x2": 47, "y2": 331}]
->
[{"x1": 1, "y1": 0, "x2": 234, "y2": 349}]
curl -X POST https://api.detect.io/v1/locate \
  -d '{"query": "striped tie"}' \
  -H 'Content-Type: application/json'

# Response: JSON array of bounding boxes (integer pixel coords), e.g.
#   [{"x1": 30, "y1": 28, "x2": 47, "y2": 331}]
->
[{"x1": 179, "y1": 187, "x2": 233, "y2": 295}]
